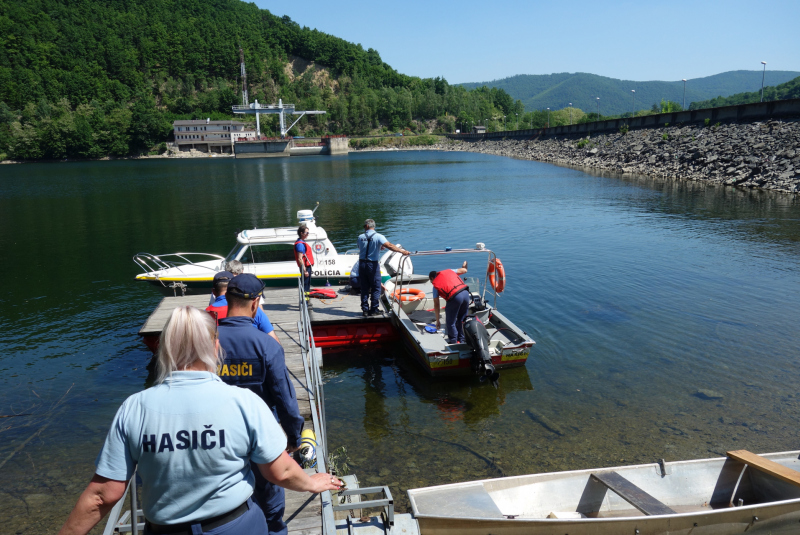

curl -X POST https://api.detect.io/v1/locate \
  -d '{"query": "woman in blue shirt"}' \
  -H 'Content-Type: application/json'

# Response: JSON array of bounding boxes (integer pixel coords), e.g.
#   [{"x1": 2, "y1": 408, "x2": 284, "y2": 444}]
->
[{"x1": 59, "y1": 306, "x2": 341, "y2": 535}]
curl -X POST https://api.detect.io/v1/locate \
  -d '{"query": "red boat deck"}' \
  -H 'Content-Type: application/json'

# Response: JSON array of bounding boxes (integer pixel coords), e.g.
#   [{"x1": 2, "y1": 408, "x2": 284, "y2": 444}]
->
[{"x1": 138, "y1": 285, "x2": 395, "y2": 352}]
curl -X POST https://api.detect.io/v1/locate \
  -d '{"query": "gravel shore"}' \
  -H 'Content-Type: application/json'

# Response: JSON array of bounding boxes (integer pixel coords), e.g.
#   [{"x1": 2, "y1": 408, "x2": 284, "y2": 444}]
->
[{"x1": 415, "y1": 120, "x2": 800, "y2": 194}]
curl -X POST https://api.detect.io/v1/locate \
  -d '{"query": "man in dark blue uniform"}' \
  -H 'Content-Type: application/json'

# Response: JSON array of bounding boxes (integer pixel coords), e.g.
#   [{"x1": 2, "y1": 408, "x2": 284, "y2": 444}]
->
[
  {"x1": 217, "y1": 274, "x2": 304, "y2": 535},
  {"x1": 357, "y1": 218, "x2": 409, "y2": 316}
]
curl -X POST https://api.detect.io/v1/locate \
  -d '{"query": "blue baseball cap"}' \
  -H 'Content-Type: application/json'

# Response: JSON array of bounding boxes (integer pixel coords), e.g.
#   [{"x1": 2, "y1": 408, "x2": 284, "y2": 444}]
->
[
  {"x1": 227, "y1": 274, "x2": 264, "y2": 299},
  {"x1": 213, "y1": 270, "x2": 234, "y2": 283}
]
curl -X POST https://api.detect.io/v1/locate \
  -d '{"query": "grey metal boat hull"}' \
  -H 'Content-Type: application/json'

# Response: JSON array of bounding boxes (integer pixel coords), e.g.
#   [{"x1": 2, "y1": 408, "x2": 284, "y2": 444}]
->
[{"x1": 408, "y1": 451, "x2": 800, "y2": 535}]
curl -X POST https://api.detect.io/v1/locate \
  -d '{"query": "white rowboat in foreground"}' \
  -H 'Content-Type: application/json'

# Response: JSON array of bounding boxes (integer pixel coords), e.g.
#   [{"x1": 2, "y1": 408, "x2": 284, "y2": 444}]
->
[{"x1": 408, "y1": 450, "x2": 800, "y2": 534}]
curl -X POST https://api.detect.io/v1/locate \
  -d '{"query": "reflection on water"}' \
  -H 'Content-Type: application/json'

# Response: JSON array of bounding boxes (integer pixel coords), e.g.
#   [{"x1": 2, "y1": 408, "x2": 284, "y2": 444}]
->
[{"x1": 1, "y1": 152, "x2": 800, "y2": 529}]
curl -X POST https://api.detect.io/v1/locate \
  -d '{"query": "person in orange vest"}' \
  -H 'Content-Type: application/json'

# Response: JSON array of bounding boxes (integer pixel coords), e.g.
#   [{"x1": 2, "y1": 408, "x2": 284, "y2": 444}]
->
[
  {"x1": 429, "y1": 261, "x2": 469, "y2": 343},
  {"x1": 294, "y1": 225, "x2": 314, "y2": 308}
]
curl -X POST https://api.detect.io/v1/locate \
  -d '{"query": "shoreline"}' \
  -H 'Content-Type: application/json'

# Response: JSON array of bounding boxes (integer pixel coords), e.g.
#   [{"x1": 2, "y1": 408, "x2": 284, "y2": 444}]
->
[{"x1": 352, "y1": 120, "x2": 800, "y2": 195}]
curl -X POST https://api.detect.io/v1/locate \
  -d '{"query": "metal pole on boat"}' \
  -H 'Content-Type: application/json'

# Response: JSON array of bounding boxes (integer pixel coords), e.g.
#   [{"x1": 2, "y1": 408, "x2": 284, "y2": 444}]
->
[
  {"x1": 569, "y1": 104, "x2": 572, "y2": 125},
  {"x1": 631, "y1": 90, "x2": 635, "y2": 121}
]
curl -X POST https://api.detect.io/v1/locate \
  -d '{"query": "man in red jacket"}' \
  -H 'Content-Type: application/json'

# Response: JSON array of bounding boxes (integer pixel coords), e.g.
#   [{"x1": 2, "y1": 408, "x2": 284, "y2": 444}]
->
[{"x1": 429, "y1": 261, "x2": 469, "y2": 343}]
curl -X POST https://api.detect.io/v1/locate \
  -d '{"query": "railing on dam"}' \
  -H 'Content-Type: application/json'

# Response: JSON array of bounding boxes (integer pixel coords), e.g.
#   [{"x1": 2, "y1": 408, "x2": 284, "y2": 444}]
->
[{"x1": 447, "y1": 98, "x2": 800, "y2": 141}]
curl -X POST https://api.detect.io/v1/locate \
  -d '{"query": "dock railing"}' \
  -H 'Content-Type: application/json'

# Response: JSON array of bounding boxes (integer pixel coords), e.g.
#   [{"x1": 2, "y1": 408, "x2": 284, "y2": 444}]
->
[{"x1": 296, "y1": 278, "x2": 337, "y2": 535}]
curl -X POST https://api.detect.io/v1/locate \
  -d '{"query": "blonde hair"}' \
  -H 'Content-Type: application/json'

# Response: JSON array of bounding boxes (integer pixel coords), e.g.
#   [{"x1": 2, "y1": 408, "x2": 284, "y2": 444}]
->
[{"x1": 156, "y1": 306, "x2": 223, "y2": 384}]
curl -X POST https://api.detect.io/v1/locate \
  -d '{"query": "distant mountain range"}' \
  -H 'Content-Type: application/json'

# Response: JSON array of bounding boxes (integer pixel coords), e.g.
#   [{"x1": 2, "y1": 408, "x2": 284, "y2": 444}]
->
[{"x1": 461, "y1": 71, "x2": 800, "y2": 115}]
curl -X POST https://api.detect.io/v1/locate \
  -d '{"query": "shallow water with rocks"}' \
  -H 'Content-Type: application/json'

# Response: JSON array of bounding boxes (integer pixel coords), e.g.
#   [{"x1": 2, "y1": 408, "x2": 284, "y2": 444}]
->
[{"x1": 2, "y1": 152, "x2": 800, "y2": 531}]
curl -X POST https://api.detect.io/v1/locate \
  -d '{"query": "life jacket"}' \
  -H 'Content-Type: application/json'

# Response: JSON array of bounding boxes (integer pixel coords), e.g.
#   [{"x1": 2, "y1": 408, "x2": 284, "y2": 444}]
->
[
  {"x1": 308, "y1": 288, "x2": 337, "y2": 299},
  {"x1": 205, "y1": 304, "x2": 228, "y2": 323},
  {"x1": 432, "y1": 270, "x2": 468, "y2": 301},
  {"x1": 295, "y1": 238, "x2": 315, "y2": 266}
]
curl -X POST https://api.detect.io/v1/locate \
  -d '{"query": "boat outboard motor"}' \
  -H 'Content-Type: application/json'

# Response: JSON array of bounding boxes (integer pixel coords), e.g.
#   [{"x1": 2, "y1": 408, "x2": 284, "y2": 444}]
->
[{"x1": 463, "y1": 316, "x2": 499, "y2": 388}]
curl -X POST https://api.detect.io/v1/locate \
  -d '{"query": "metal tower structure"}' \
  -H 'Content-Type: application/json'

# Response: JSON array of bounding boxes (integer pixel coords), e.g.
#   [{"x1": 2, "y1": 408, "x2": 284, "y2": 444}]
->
[
  {"x1": 239, "y1": 46, "x2": 248, "y2": 106},
  {"x1": 232, "y1": 99, "x2": 325, "y2": 139}
]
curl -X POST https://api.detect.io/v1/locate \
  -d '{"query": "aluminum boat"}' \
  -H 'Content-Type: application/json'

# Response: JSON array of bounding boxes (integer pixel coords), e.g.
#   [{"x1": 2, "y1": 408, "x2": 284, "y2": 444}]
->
[
  {"x1": 407, "y1": 450, "x2": 800, "y2": 535},
  {"x1": 383, "y1": 246, "x2": 534, "y2": 385}
]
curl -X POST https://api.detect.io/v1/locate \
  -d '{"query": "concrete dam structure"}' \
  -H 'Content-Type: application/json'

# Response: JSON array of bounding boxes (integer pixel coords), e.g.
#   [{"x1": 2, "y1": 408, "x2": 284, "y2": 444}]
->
[{"x1": 234, "y1": 136, "x2": 349, "y2": 158}]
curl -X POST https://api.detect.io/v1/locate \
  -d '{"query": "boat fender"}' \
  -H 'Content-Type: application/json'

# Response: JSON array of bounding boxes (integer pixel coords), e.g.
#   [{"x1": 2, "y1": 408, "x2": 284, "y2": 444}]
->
[
  {"x1": 393, "y1": 288, "x2": 426, "y2": 302},
  {"x1": 299, "y1": 429, "x2": 317, "y2": 468},
  {"x1": 487, "y1": 258, "x2": 506, "y2": 294}
]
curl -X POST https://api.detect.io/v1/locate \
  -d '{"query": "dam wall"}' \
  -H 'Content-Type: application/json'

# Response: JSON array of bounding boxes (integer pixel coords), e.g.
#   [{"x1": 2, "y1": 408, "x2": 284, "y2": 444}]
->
[{"x1": 447, "y1": 98, "x2": 800, "y2": 142}]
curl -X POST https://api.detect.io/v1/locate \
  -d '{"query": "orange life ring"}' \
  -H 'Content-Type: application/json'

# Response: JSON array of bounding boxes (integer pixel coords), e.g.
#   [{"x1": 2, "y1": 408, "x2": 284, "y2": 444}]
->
[
  {"x1": 487, "y1": 258, "x2": 506, "y2": 293},
  {"x1": 393, "y1": 287, "x2": 426, "y2": 302}
]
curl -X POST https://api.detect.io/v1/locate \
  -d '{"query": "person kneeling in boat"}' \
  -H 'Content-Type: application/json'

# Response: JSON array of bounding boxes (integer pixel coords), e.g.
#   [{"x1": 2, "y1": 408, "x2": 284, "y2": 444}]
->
[
  {"x1": 59, "y1": 306, "x2": 341, "y2": 535},
  {"x1": 207, "y1": 263, "x2": 281, "y2": 345},
  {"x1": 217, "y1": 274, "x2": 306, "y2": 535},
  {"x1": 348, "y1": 259, "x2": 360, "y2": 292},
  {"x1": 429, "y1": 261, "x2": 470, "y2": 344}
]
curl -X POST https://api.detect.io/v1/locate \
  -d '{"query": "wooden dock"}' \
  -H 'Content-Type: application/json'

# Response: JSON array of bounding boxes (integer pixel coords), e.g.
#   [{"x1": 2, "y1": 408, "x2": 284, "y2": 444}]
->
[{"x1": 138, "y1": 285, "x2": 389, "y2": 534}]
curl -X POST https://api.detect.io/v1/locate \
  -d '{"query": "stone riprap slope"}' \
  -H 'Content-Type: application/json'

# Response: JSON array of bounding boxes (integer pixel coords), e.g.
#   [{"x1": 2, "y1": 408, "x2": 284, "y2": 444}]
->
[{"x1": 438, "y1": 120, "x2": 800, "y2": 194}]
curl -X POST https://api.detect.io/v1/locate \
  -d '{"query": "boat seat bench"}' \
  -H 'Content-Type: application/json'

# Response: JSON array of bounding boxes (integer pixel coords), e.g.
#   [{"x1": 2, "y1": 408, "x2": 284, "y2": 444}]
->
[
  {"x1": 591, "y1": 472, "x2": 676, "y2": 516},
  {"x1": 727, "y1": 450, "x2": 800, "y2": 488}
]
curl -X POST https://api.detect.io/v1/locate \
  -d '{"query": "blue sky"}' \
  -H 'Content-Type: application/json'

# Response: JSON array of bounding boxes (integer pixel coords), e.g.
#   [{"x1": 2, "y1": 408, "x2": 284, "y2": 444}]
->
[{"x1": 251, "y1": 0, "x2": 800, "y2": 84}]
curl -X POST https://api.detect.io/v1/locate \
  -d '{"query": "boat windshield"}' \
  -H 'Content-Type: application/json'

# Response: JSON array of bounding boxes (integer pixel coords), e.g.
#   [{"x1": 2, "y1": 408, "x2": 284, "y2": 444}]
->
[
  {"x1": 463, "y1": 276, "x2": 482, "y2": 295},
  {"x1": 239, "y1": 244, "x2": 296, "y2": 264},
  {"x1": 225, "y1": 245, "x2": 244, "y2": 263}
]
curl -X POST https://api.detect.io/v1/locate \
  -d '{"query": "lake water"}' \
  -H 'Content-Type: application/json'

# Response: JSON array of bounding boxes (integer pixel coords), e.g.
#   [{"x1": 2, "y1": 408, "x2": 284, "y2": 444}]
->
[{"x1": 2, "y1": 151, "x2": 800, "y2": 531}]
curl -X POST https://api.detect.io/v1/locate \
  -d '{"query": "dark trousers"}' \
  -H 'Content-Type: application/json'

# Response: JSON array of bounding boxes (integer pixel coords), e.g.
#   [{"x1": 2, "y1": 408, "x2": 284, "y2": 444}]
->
[
  {"x1": 252, "y1": 462, "x2": 287, "y2": 535},
  {"x1": 143, "y1": 498, "x2": 269, "y2": 535},
  {"x1": 349, "y1": 276, "x2": 360, "y2": 291},
  {"x1": 445, "y1": 290, "x2": 470, "y2": 343},
  {"x1": 359, "y1": 260, "x2": 380, "y2": 313},
  {"x1": 302, "y1": 265, "x2": 312, "y2": 299}
]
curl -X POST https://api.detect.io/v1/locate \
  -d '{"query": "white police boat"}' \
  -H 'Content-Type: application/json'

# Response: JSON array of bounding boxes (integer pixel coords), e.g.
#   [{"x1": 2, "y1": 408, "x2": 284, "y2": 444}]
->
[
  {"x1": 134, "y1": 206, "x2": 404, "y2": 294},
  {"x1": 383, "y1": 246, "x2": 534, "y2": 386}
]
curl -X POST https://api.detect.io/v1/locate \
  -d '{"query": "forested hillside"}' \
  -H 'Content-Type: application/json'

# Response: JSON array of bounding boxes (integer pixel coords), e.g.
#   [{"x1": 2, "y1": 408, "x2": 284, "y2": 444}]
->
[
  {"x1": 0, "y1": 0, "x2": 520, "y2": 160},
  {"x1": 689, "y1": 76, "x2": 800, "y2": 109},
  {"x1": 463, "y1": 71, "x2": 800, "y2": 116}
]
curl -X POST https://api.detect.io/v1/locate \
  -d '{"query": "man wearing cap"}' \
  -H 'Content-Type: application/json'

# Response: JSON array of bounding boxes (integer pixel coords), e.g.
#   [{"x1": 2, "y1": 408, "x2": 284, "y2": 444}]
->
[
  {"x1": 357, "y1": 219, "x2": 409, "y2": 316},
  {"x1": 217, "y1": 274, "x2": 304, "y2": 535},
  {"x1": 207, "y1": 269, "x2": 281, "y2": 345}
]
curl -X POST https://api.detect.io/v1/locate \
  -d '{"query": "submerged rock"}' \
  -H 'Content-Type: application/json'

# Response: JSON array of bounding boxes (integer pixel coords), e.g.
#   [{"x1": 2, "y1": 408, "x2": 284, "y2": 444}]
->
[{"x1": 695, "y1": 389, "x2": 724, "y2": 400}]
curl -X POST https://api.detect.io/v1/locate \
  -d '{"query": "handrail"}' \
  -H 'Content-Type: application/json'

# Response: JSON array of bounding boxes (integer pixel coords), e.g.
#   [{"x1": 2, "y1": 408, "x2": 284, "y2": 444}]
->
[
  {"x1": 392, "y1": 248, "x2": 499, "y2": 317},
  {"x1": 296, "y1": 277, "x2": 336, "y2": 535},
  {"x1": 133, "y1": 252, "x2": 225, "y2": 275}
]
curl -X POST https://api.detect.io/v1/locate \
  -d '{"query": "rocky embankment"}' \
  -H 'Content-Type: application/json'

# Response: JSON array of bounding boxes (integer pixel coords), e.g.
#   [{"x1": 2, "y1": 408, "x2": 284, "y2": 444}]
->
[{"x1": 435, "y1": 120, "x2": 800, "y2": 194}]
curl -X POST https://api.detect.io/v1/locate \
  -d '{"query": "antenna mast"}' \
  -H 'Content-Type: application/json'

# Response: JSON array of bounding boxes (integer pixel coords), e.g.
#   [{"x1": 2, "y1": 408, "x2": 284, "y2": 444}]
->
[{"x1": 239, "y1": 46, "x2": 248, "y2": 106}]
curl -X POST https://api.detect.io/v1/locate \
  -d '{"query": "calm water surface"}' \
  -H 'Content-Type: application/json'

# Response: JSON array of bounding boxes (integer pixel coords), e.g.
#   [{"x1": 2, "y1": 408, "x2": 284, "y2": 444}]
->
[{"x1": 2, "y1": 152, "x2": 800, "y2": 531}]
